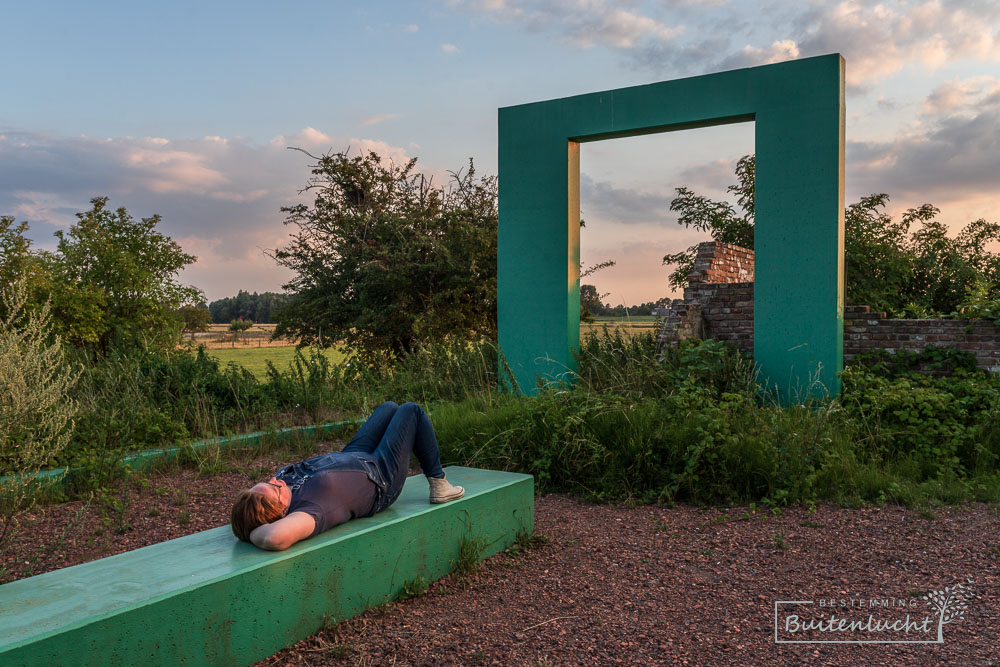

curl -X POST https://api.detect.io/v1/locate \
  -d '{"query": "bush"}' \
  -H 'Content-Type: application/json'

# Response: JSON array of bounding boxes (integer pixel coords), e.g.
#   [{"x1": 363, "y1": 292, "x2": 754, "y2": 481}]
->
[
  {"x1": 0, "y1": 279, "x2": 79, "y2": 544},
  {"x1": 576, "y1": 329, "x2": 759, "y2": 400},
  {"x1": 840, "y1": 356, "x2": 1000, "y2": 478},
  {"x1": 434, "y1": 334, "x2": 1000, "y2": 509}
]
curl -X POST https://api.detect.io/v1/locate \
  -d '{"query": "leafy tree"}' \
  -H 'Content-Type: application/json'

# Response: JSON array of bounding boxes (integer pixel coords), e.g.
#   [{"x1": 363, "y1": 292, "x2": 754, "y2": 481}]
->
[
  {"x1": 271, "y1": 150, "x2": 497, "y2": 360},
  {"x1": 228, "y1": 317, "x2": 254, "y2": 344},
  {"x1": 663, "y1": 155, "x2": 1000, "y2": 317},
  {"x1": 662, "y1": 155, "x2": 754, "y2": 290},
  {"x1": 179, "y1": 304, "x2": 211, "y2": 338},
  {"x1": 0, "y1": 218, "x2": 53, "y2": 321},
  {"x1": 209, "y1": 291, "x2": 291, "y2": 323},
  {"x1": 51, "y1": 197, "x2": 203, "y2": 350},
  {"x1": 580, "y1": 284, "x2": 604, "y2": 321}
]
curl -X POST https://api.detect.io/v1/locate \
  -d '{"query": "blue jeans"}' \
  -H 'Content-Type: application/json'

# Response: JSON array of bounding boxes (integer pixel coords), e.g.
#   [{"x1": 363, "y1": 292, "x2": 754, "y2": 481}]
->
[{"x1": 341, "y1": 402, "x2": 445, "y2": 512}]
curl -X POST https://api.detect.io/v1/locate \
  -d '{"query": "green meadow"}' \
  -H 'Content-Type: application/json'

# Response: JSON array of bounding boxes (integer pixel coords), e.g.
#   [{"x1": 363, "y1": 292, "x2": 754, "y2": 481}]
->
[{"x1": 208, "y1": 346, "x2": 349, "y2": 378}]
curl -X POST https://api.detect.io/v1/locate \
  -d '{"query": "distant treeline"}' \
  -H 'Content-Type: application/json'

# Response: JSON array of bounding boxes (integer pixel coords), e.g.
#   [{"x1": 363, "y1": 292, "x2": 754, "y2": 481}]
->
[
  {"x1": 589, "y1": 300, "x2": 670, "y2": 318},
  {"x1": 208, "y1": 291, "x2": 290, "y2": 324}
]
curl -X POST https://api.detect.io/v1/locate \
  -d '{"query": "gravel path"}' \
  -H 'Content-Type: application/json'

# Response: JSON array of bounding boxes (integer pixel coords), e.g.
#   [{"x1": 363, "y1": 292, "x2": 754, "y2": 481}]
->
[{"x1": 262, "y1": 496, "x2": 1000, "y2": 666}]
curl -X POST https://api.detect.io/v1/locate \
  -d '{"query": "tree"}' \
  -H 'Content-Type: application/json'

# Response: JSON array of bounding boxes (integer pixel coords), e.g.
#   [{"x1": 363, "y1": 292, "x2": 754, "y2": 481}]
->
[
  {"x1": 271, "y1": 150, "x2": 497, "y2": 360},
  {"x1": 179, "y1": 304, "x2": 211, "y2": 338},
  {"x1": 663, "y1": 155, "x2": 1000, "y2": 317},
  {"x1": 51, "y1": 197, "x2": 203, "y2": 350},
  {"x1": 580, "y1": 284, "x2": 605, "y2": 321},
  {"x1": 662, "y1": 155, "x2": 754, "y2": 291},
  {"x1": 228, "y1": 317, "x2": 254, "y2": 344},
  {"x1": 209, "y1": 291, "x2": 291, "y2": 323},
  {"x1": 0, "y1": 218, "x2": 53, "y2": 322}
]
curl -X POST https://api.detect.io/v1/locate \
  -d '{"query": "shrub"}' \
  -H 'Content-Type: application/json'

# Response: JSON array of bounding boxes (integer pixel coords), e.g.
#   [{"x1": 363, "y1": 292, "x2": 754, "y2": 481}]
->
[{"x1": 0, "y1": 279, "x2": 79, "y2": 545}]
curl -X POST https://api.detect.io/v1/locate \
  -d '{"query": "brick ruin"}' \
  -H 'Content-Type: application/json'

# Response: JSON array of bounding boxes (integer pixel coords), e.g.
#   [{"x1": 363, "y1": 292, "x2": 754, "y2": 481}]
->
[{"x1": 658, "y1": 241, "x2": 1000, "y2": 373}]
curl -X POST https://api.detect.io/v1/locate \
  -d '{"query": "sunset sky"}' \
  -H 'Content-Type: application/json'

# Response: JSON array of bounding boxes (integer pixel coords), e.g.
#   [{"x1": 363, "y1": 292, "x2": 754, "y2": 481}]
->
[{"x1": 3, "y1": 1, "x2": 1000, "y2": 306}]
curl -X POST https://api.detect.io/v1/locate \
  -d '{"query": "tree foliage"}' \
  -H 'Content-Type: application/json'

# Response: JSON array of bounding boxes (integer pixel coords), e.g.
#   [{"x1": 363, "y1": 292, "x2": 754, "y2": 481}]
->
[
  {"x1": 271, "y1": 150, "x2": 498, "y2": 360},
  {"x1": 209, "y1": 291, "x2": 290, "y2": 324},
  {"x1": 1, "y1": 198, "x2": 203, "y2": 351},
  {"x1": 664, "y1": 155, "x2": 1000, "y2": 317},
  {"x1": 580, "y1": 285, "x2": 670, "y2": 318},
  {"x1": 178, "y1": 304, "x2": 211, "y2": 335}
]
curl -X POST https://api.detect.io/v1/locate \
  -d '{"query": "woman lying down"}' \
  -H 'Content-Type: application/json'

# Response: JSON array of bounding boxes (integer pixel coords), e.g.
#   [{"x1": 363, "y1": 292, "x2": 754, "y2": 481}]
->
[{"x1": 230, "y1": 402, "x2": 464, "y2": 550}]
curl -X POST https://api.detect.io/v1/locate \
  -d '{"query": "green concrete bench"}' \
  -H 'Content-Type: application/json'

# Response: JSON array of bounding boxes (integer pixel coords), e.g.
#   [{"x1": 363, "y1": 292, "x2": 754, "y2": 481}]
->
[{"x1": 0, "y1": 466, "x2": 533, "y2": 667}]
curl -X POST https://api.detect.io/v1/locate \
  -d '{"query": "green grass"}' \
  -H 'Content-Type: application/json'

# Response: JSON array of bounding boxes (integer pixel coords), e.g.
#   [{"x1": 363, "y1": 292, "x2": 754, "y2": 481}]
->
[{"x1": 208, "y1": 346, "x2": 349, "y2": 378}]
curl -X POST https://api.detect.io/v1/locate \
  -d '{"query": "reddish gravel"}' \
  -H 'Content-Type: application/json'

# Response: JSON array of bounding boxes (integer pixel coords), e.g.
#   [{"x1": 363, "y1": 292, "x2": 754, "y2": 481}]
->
[
  {"x1": 4, "y1": 444, "x2": 1000, "y2": 665},
  {"x1": 1, "y1": 443, "x2": 330, "y2": 583},
  {"x1": 261, "y1": 497, "x2": 1000, "y2": 666}
]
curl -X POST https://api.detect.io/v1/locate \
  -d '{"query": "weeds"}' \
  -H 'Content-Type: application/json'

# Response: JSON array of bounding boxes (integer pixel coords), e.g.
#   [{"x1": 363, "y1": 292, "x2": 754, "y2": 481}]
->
[
  {"x1": 12, "y1": 320, "x2": 1000, "y2": 519},
  {"x1": 452, "y1": 533, "x2": 489, "y2": 576},
  {"x1": 504, "y1": 529, "x2": 549, "y2": 557},
  {"x1": 771, "y1": 531, "x2": 787, "y2": 551},
  {"x1": 397, "y1": 575, "x2": 429, "y2": 601},
  {"x1": 0, "y1": 277, "x2": 79, "y2": 549}
]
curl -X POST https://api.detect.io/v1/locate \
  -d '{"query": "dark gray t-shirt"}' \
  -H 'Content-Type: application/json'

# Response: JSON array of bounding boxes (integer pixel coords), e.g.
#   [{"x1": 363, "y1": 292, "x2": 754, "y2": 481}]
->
[
  {"x1": 274, "y1": 452, "x2": 381, "y2": 538},
  {"x1": 286, "y1": 469, "x2": 378, "y2": 537}
]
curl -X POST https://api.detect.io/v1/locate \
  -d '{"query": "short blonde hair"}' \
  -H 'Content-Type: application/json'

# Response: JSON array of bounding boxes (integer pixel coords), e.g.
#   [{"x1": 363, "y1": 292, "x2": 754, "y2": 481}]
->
[{"x1": 231, "y1": 488, "x2": 285, "y2": 542}]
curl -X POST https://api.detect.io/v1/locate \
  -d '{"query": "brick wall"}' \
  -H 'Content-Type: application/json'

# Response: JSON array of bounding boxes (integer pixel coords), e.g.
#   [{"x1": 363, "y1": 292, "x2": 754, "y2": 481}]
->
[
  {"x1": 660, "y1": 243, "x2": 755, "y2": 355},
  {"x1": 844, "y1": 306, "x2": 1000, "y2": 372},
  {"x1": 659, "y1": 241, "x2": 1000, "y2": 373}
]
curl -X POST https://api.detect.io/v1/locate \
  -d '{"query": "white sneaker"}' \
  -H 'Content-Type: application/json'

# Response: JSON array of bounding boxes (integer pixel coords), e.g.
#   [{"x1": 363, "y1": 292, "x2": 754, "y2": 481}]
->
[{"x1": 428, "y1": 475, "x2": 465, "y2": 504}]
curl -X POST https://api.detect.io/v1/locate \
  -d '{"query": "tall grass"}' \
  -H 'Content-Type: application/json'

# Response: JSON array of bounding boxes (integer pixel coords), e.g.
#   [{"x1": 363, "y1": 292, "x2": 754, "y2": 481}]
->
[
  {"x1": 55, "y1": 338, "x2": 503, "y2": 471},
  {"x1": 21, "y1": 323, "x2": 1000, "y2": 512},
  {"x1": 432, "y1": 330, "x2": 1000, "y2": 508}
]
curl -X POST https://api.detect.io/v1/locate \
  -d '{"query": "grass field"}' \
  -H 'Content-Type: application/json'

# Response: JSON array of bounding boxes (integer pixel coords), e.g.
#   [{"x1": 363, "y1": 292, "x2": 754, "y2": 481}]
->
[
  {"x1": 208, "y1": 345, "x2": 348, "y2": 378},
  {"x1": 581, "y1": 316, "x2": 661, "y2": 338},
  {"x1": 205, "y1": 320, "x2": 661, "y2": 377}
]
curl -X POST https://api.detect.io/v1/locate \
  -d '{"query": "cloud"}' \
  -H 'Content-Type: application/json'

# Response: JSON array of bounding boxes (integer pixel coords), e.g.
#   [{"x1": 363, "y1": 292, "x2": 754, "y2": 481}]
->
[
  {"x1": 785, "y1": 1, "x2": 1000, "y2": 90},
  {"x1": 848, "y1": 93, "x2": 1000, "y2": 215},
  {"x1": 360, "y1": 113, "x2": 403, "y2": 127},
  {"x1": 454, "y1": 1, "x2": 1000, "y2": 90},
  {"x1": 441, "y1": 43, "x2": 459, "y2": 53},
  {"x1": 923, "y1": 75, "x2": 1000, "y2": 115},
  {"x1": 403, "y1": 24, "x2": 419, "y2": 32},
  {"x1": 0, "y1": 129, "x2": 421, "y2": 300},
  {"x1": 675, "y1": 158, "x2": 741, "y2": 193},
  {"x1": 580, "y1": 173, "x2": 674, "y2": 224},
  {"x1": 449, "y1": 0, "x2": 682, "y2": 51},
  {"x1": 720, "y1": 39, "x2": 800, "y2": 68}
]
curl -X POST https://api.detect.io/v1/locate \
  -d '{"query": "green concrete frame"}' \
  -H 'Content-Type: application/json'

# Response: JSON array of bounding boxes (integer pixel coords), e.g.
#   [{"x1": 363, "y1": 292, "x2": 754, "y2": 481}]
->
[{"x1": 498, "y1": 54, "x2": 845, "y2": 402}]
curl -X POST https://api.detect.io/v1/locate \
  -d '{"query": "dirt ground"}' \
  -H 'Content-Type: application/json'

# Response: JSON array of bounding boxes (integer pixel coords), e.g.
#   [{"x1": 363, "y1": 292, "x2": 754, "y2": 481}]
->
[{"x1": 5, "y1": 443, "x2": 1000, "y2": 666}]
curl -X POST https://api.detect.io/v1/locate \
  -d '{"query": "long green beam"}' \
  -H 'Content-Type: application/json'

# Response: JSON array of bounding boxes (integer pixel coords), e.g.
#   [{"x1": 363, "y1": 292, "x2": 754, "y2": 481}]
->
[
  {"x1": 0, "y1": 466, "x2": 533, "y2": 666},
  {"x1": 23, "y1": 419, "x2": 363, "y2": 488},
  {"x1": 498, "y1": 54, "x2": 845, "y2": 403}
]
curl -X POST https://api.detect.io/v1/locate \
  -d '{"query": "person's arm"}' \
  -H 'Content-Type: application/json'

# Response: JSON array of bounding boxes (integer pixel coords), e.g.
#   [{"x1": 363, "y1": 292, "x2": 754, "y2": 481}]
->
[{"x1": 249, "y1": 511, "x2": 316, "y2": 551}]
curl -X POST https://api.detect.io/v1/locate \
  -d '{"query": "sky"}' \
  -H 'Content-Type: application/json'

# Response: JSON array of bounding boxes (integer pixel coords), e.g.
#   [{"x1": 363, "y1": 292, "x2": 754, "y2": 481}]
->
[{"x1": 3, "y1": 0, "x2": 1000, "y2": 307}]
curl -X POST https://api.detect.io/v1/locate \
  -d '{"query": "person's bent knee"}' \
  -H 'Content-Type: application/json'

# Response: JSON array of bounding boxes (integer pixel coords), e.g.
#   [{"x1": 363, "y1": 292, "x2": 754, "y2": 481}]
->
[
  {"x1": 398, "y1": 402, "x2": 425, "y2": 417},
  {"x1": 378, "y1": 401, "x2": 400, "y2": 410}
]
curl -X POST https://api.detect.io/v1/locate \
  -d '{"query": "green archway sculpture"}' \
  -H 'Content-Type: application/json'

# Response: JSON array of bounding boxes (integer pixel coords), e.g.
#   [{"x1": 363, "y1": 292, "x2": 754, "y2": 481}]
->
[{"x1": 498, "y1": 53, "x2": 845, "y2": 403}]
